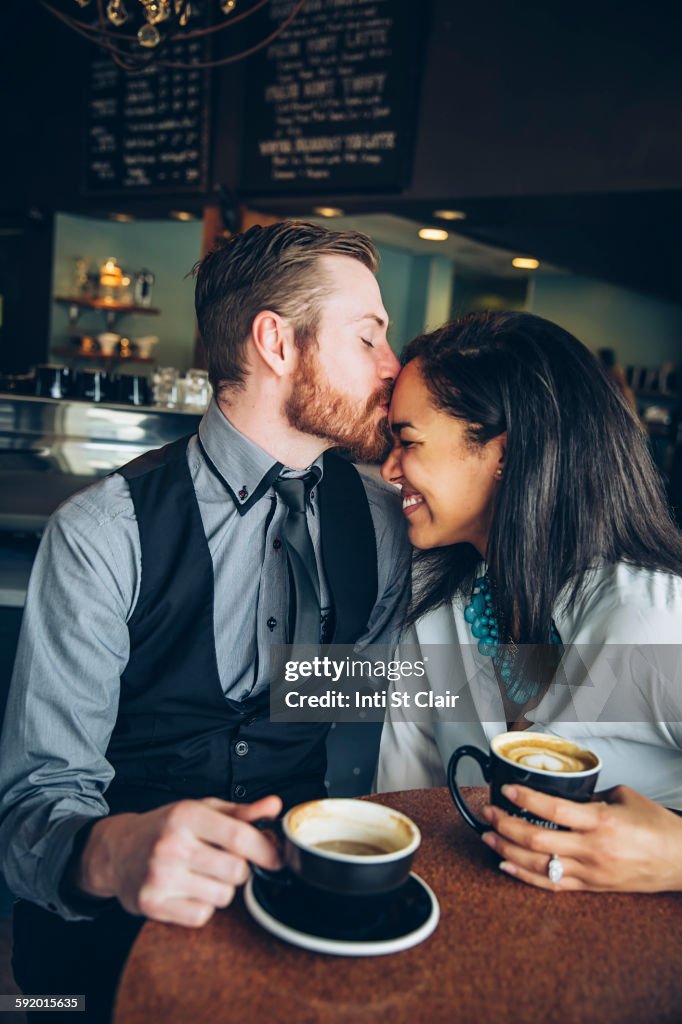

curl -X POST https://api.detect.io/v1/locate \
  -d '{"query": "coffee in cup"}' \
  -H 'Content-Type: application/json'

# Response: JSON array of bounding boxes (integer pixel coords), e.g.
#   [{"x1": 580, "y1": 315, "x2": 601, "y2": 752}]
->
[
  {"x1": 448, "y1": 730, "x2": 601, "y2": 832},
  {"x1": 254, "y1": 798, "x2": 420, "y2": 895},
  {"x1": 495, "y1": 735, "x2": 598, "y2": 774}
]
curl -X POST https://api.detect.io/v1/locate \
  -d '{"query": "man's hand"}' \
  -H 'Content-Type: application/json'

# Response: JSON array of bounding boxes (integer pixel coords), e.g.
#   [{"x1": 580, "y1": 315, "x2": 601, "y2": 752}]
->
[
  {"x1": 75, "y1": 795, "x2": 282, "y2": 926},
  {"x1": 480, "y1": 784, "x2": 682, "y2": 893}
]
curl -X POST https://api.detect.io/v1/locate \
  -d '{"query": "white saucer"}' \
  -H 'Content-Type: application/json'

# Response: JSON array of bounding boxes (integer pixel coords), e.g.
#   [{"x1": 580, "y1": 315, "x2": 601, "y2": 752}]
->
[{"x1": 244, "y1": 871, "x2": 439, "y2": 957}]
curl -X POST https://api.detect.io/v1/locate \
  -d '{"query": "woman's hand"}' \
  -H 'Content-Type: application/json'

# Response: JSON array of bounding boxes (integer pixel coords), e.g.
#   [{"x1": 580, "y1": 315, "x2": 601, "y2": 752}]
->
[{"x1": 481, "y1": 784, "x2": 682, "y2": 893}]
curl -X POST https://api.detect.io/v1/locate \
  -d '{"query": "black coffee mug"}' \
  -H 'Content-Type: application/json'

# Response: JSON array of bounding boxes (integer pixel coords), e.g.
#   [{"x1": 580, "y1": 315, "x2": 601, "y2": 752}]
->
[
  {"x1": 34, "y1": 364, "x2": 73, "y2": 400},
  {"x1": 75, "y1": 369, "x2": 110, "y2": 403},
  {"x1": 112, "y1": 373, "x2": 151, "y2": 406},
  {"x1": 448, "y1": 731, "x2": 601, "y2": 833},
  {"x1": 252, "y1": 798, "x2": 420, "y2": 895}
]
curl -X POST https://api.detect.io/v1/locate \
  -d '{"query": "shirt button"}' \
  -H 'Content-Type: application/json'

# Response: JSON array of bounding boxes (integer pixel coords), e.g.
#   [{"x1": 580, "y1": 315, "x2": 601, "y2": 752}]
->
[
  {"x1": 234, "y1": 740, "x2": 249, "y2": 757},
  {"x1": 267, "y1": 617, "x2": 277, "y2": 631},
  {"x1": 238, "y1": 486, "x2": 248, "y2": 501},
  {"x1": 273, "y1": 538, "x2": 282, "y2": 550},
  {"x1": 234, "y1": 784, "x2": 247, "y2": 799}
]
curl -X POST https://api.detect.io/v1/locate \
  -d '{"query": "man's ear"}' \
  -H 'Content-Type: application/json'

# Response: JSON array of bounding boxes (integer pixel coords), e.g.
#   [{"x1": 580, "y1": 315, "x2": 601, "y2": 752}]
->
[{"x1": 250, "y1": 310, "x2": 296, "y2": 377}]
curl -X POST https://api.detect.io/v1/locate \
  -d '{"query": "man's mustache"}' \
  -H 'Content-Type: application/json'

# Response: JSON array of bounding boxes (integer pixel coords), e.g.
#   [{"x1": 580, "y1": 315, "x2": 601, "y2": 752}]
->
[{"x1": 367, "y1": 380, "x2": 394, "y2": 413}]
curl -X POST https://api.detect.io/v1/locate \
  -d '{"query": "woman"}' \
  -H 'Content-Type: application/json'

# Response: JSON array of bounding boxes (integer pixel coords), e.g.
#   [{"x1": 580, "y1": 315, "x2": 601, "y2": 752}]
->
[{"x1": 376, "y1": 311, "x2": 682, "y2": 892}]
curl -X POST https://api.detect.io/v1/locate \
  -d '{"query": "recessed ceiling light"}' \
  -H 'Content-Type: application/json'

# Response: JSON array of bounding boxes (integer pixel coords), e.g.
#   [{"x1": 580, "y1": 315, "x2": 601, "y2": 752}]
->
[
  {"x1": 313, "y1": 206, "x2": 345, "y2": 218},
  {"x1": 512, "y1": 257, "x2": 540, "y2": 270},
  {"x1": 419, "y1": 228, "x2": 449, "y2": 241},
  {"x1": 433, "y1": 209, "x2": 466, "y2": 221},
  {"x1": 110, "y1": 213, "x2": 135, "y2": 223},
  {"x1": 169, "y1": 210, "x2": 196, "y2": 222}
]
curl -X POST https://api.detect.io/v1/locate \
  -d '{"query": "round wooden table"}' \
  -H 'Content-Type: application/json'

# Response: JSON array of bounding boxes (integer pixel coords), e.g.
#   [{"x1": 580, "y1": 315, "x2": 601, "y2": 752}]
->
[{"x1": 114, "y1": 788, "x2": 682, "y2": 1024}]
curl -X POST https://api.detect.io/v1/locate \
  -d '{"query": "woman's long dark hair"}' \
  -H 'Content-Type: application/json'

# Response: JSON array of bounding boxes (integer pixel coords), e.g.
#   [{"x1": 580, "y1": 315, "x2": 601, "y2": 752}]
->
[{"x1": 404, "y1": 311, "x2": 682, "y2": 642}]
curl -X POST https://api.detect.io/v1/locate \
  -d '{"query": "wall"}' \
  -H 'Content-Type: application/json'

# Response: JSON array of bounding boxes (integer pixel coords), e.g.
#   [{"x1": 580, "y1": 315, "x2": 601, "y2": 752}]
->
[
  {"x1": 50, "y1": 214, "x2": 203, "y2": 372},
  {"x1": 375, "y1": 246, "x2": 453, "y2": 353},
  {"x1": 527, "y1": 273, "x2": 682, "y2": 367}
]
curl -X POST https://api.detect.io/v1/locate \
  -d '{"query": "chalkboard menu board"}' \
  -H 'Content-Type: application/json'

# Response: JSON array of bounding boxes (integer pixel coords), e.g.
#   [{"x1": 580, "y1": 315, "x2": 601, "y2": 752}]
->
[
  {"x1": 84, "y1": 38, "x2": 211, "y2": 194},
  {"x1": 240, "y1": 0, "x2": 425, "y2": 195}
]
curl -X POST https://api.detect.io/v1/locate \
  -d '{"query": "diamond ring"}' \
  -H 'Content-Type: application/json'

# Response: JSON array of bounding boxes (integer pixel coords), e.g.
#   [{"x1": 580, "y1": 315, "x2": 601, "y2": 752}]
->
[{"x1": 547, "y1": 854, "x2": 564, "y2": 884}]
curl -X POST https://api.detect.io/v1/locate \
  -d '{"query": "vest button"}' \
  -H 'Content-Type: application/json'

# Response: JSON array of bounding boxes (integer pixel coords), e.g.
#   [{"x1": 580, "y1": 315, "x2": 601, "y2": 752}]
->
[
  {"x1": 267, "y1": 617, "x2": 277, "y2": 631},
  {"x1": 234, "y1": 740, "x2": 249, "y2": 757},
  {"x1": 234, "y1": 784, "x2": 247, "y2": 799}
]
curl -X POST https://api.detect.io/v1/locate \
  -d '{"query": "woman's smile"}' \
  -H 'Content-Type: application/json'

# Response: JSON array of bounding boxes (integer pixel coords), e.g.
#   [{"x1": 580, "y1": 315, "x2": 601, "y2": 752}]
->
[
  {"x1": 382, "y1": 360, "x2": 504, "y2": 553},
  {"x1": 401, "y1": 490, "x2": 425, "y2": 516}
]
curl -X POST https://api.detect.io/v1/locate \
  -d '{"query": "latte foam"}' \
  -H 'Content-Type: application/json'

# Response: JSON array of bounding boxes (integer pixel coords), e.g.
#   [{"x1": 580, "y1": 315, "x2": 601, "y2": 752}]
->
[{"x1": 496, "y1": 738, "x2": 598, "y2": 774}]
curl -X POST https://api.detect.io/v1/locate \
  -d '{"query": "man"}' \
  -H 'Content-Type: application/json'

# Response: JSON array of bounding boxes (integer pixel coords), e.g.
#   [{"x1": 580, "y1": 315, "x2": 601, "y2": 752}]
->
[{"x1": 0, "y1": 222, "x2": 410, "y2": 1020}]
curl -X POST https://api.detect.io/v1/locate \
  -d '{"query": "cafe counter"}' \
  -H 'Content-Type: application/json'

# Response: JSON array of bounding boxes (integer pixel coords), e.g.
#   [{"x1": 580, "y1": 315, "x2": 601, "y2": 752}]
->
[{"x1": 0, "y1": 393, "x2": 202, "y2": 695}]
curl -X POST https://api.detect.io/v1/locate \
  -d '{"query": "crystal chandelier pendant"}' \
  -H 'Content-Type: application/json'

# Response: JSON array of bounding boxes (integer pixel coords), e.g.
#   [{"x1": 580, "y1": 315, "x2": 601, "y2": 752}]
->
[
  {"x1": 138, "y1": 22, "x2": 162, "y2": 46},
  {"x1": 178, "y1": 3, "x2": 193, "y2": 26},
  {"x1": 220, "y1": 0, "x2": 237, "y2": 13},
  {"x1": 144, "y1": 0, "x2": 171, "y2": 24},
  {"x1": 74, "y1": 0, "x2": 92, "y2": 7},
  {"x1": 106, "y1": 0, "x2": 129, "y2": 26}
]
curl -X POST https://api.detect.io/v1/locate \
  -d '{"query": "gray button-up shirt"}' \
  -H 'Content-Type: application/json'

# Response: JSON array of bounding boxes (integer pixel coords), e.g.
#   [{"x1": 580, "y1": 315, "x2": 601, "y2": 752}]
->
[{"x1": 0, "y1": 400, "x2": 410, "y2": 917}]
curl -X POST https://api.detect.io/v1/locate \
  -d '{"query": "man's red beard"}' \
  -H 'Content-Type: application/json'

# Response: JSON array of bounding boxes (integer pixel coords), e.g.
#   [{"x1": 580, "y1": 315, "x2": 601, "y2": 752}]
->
[{"x1": 284, "y1": 346, "x2": 394, "y2": 462}]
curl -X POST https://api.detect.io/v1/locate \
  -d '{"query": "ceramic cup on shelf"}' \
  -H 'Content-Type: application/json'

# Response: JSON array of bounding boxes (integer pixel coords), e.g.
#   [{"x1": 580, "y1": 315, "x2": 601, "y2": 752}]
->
[
  {"x1": 97, "y1": 332, "x2": 120, "y2": 356},
  {"x1": 135, "y1": 335, "x2": 159, "y2": 359}
]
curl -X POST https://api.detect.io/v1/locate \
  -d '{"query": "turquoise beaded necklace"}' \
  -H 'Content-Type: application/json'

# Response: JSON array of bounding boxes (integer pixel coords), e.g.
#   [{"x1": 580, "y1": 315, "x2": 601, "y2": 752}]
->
[{"x1": 464, "y1": 574, "x2": 562, "y2": 705}]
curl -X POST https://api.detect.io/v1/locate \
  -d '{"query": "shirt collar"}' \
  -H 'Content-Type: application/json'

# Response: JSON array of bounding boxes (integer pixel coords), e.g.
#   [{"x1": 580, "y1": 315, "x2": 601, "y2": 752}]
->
[{"x1": 198, "y1": 398, "x2": 324, "y2": 514}]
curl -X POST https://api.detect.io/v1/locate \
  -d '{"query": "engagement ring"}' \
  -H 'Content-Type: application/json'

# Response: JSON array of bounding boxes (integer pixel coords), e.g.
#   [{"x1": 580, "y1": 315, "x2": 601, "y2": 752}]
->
[{"x1": 547, "y1": 854, "x2": 564, "y2": 884}]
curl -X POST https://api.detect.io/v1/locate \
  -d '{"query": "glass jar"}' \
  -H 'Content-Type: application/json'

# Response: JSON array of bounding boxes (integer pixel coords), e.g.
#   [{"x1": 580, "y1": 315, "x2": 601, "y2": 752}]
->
[
  {"x1": 180, "y1": 368, "x2": 211, "y2": 412},
  {"x1": 152, "y1": 366, "x2": 179, "y2": 408}
]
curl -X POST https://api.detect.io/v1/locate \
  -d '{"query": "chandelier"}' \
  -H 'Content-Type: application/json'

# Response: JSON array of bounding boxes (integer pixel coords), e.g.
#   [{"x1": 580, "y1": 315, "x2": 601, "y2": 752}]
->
[{"x1": 39, "y1": 0, "x2": 306, "y2": 71}]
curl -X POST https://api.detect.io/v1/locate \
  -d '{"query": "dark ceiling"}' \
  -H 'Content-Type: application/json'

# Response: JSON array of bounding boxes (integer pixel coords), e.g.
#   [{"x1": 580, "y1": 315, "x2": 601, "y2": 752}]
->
[{"x1": 251, "y1": 189, "x2": 682, "y2": 307}]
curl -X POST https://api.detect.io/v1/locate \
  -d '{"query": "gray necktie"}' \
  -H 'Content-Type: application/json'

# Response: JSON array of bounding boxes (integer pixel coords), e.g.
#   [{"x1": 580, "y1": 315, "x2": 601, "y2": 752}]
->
[{"x1": 274, "y1": 476, "x2": 321, "y2": 645}]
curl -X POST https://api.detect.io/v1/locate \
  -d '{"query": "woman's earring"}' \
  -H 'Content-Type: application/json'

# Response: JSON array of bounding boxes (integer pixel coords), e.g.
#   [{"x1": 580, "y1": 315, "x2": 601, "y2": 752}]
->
[{"x1": 495, "y1": 467, "x2": 503, "y2": 479}]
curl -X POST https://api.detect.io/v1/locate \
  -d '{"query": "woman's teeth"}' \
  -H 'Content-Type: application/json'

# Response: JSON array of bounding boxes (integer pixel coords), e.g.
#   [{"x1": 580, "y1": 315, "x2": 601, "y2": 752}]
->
[{"x1": 402, "y1": 493, "x2": 424, "y2": 514}]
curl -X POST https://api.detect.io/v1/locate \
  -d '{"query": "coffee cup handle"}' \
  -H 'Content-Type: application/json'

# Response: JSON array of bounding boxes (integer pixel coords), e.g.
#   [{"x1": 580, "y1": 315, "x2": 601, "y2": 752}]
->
[
  {"x1": 447, "y1": 745, "x2": 492, "y2": 834},
  {"x1": 249, "y1": 817, "x2": 292, "y2": 886}
]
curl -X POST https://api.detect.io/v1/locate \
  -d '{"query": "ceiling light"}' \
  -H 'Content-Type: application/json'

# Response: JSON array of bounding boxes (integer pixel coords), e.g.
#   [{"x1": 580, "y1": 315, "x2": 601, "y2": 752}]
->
[
  {"x1": 313, "y1": 207, "x2": 345, "y2": 218},
  {"x1": 110, "y1": 213, "x2": 135, "y2": 223},
  {"x1": 512, "y1": 257, "x2": 540, "y2": 270},
  {"x1": 419, "y1": 228, "x2": 449, "y2": 241},
  {"x1": 169, "y1": 210, "x2": 196, "y2": 222},
  {"x1": 39, "y1": 0, "x2": 305, "y2": 72},
  {"x1": 433, "y1": 210, "x2": 467, "y2": 221}
]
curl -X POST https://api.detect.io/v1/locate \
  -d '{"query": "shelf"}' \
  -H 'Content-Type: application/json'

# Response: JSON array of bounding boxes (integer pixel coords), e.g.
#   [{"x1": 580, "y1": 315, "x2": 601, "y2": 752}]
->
[
  {"x1": 55, "y1": 296, "x2": 160, "y2": 316},
  {"x1": 54, "y1": 295, "x2": 161, "y2": 331},
  {"x1": 52, "y1": 348, "x2": 155, "y2": 364}
]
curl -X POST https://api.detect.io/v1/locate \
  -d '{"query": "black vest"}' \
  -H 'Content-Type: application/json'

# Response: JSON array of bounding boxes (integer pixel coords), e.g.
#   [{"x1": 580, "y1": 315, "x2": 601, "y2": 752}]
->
[{"x1": 104, "y1": 436, "x2": 378, "y2": 815}]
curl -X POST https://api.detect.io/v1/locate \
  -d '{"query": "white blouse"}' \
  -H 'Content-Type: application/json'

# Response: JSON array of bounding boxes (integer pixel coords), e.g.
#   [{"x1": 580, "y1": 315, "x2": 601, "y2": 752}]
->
[{"x1": 376, "y1": 563, "x2": 682, "y2": 810}]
